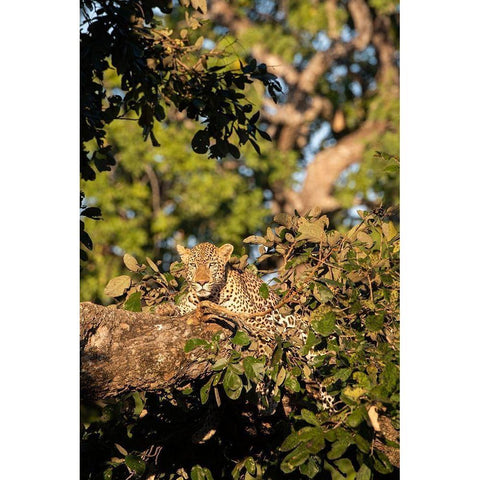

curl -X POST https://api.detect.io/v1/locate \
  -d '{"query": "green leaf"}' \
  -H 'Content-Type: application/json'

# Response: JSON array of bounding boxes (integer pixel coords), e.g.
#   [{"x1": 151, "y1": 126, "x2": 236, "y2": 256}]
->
[
  {"x1": 334, "y1": 368, "x2": 353, "y2": 382},
  {"x1": 346, "y1": 407, "x2": 366, "y2": 427},
  {"x1": 301, "y1": 409, "x2": 321, "y2": 426},
  {"x1": 373, "y1": 450, "x2": 394, "y2": 474},
  {"x1": 200, "y1": 377, "x2": 214, "y2": 404},
  {"x1": 280, "y1": 444, "x2": 310, "y2": 473},
  {"x1": 353, "y1": 371, "x2": 372, "y2": 388},
  {"x1": 223, "y1": 366, "x2": 243, "y2": 399},
  {"x1": 125, "y1": 455, "x2": 146, "y2": 476},
  {"x1": 259, "y1": 283, "x2": 269, "y2": 299},
  {"x1": 311, "y1": 312, "x2": 336, "y2": 336},
  {"x1": 327, "y1": 440, "x2": 350, "y2": 460},
  {"x1": 103, "y1": 468, "x2": 113, "y2": 480},
  {"x1": 380, "y1": 362, "x2": 399, "y2": 394},
  {"x1": 211, "y1": 357, "x2": 229, "y2": 371},
  {"x1": 191, "y1": 130, "x2": 210, "y2": 154},
  {"x1": 353, "y1": 433, "x2": 371, "y2": 453},
  {"x1": 303, "y1": 330, "x2": 322, "y2": 351},
  {"x1": 123, "y1": 291, "x2": 142, "y2": 311},
  {"x1": 299, "y1": 457, "x2": 320, "y2": 478},
  {"x1": 323, "y1": 461, "x2": 345, "y2": 480},
  {"x1": 231, "y1": 330, "x2": 251, "y2": 346},
  {"x1": 284, "y1": 373, "x2": 300, "y2": 393},
  {"x1": 302, "y1": 428, "x2": 325, "y2": 454},
  {"x1": 334, "y1": 458, "x2": 356, "y2": 480},
  {"x1": 324, "y1": 430, "x2": 337, "y2": 442},
  {"x1": 228, "y1": 362, "x2": 245, "y2": 375},
  {"x1": 244, "y1": 457, "x2": 256, "y2": 475},
  {"x1": 191, "y1": 465, "x2": 205, "y2": 480},
  {"x1": 279, "y1": 431, "x2": 302, "y2": 452},
  {"x1": 313, "y1": 283, "x2": 333, "y2": 303},
  {"x1": 184, "y1": 338, "x2": 208, "y2": 352},
  {"x1": 203, "y1": 468, "x2": 214, "y2": 480},
  {"x1": 131, "y1": 392, "x2": 145, "y2": 416},
  {"x1": 243, "y1": 356, "x2": 264, "y2": 382},
  {"x1": 365, "y1": 314, "x2": 384, "y2": 332},
  {"x1": 357, "y1": 464, "x2": 372, "y2": 480},
  {"x1": 342, "y1": 386, "x2": 366, "y2": 402}
]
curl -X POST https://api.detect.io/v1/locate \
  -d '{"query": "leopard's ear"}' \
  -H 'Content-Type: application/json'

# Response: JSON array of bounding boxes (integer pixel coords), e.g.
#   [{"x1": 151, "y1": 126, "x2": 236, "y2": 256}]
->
[
  {"x1": 218, "y1": 243, "x2": 234, "y2": 261},
  {"x1": 176, "y1": 245, "x2": 190, "y2": 263}
]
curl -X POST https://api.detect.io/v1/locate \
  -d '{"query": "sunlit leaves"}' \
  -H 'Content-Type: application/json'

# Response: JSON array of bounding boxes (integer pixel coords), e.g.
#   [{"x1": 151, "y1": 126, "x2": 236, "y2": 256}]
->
[
  {"x1": 125, "y1": 455, "x2": 146, "y2": 476},
  {"x1": 231, "y1": 330, "x2": 251, "y2": 347},
  {"x1": 190, "y1": 465, "x2": 214, "y2": 480},
  {"x1": 258, "y1": 283, "x2": 270, "y2": 299},
  {"x1": 104, "y1": 275, "x2": 132, "y2": 298},
  {"x1": 184, "y1": 338, "x2": 209, "y2": 353},
  {"x1": 123, "y1": 291, "x2": 142, "y2": 312},
  {"x1": 311, "y1": 312, "x2": 336, "y2": 336},
  {"x1": 223, "y1": 366, "x2": 243, "y2": 400},
  {"x1": 87, "y1": 209, "x2": 399, "y2": 480}
]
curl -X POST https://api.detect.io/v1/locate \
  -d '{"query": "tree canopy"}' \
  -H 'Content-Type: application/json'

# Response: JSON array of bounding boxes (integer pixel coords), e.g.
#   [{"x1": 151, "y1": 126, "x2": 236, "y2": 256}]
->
[
  {"x1": 80, "y1": 1, "x2": 400, "y2": 479},
  {"x1": 81, "y1": 209, "x2": 399, "y2": 480},
  {"x1": 80, "y1": 0, "x2": 399, "y2": 303}
]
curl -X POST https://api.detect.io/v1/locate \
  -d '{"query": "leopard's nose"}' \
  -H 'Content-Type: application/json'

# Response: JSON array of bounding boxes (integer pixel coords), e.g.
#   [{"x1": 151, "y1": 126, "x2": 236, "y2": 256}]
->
[{"x1": 197, "y1": 280, "x2": 208, "y2": 286}]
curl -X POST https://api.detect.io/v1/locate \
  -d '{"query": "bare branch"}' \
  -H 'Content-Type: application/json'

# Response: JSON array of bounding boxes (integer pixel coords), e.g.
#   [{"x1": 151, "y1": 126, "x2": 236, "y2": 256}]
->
[
  {"x1": 281, "y1": 120, "x2": 388, "y2": 214},
  {"x1": 325, "y1": 0, "x2": 340, "y2": 40},
  {"x1": 348, "y1": 0, "x2": 374, "y2": 50},
  {"x1": 372, "y1": 15, "x2": 399, "y2": 87}
]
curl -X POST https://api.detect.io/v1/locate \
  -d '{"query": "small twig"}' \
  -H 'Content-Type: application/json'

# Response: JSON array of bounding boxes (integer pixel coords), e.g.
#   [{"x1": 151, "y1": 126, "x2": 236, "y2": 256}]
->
[{"x1": 367, "y1": 274, "x2": 374, "y2": 303}]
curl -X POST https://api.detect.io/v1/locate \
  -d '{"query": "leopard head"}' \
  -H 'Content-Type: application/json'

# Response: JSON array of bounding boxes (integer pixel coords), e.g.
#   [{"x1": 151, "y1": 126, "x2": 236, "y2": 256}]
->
[{"x1": 176, "y1": 242, "x2": 234, "y2": 299}]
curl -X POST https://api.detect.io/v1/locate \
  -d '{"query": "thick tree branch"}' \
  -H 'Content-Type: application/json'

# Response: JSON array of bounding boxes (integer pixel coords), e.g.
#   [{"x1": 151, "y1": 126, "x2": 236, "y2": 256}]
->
[
  {"x1": 325, "y1": 0, "x2": 340, "y2": 40},
  {"x1": 372, "y1": 15, "x2": 399, "y2": 87},
  {"x1": 349, "y1": 0, "x2": 374, "y2": 50},
  {"x1": 280, "y1": 120, "x2": 388, "y2": 214},
  {"x1": 80, "y1": 302, "x2": 232, "y2": 399},
  {"x1": 208, "y1": 0, "x2": 396, "y2": 215}
]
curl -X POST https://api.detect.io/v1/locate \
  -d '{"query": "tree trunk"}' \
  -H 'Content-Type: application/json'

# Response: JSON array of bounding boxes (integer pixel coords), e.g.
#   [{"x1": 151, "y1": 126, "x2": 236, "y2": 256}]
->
[
  {"x1": 80, "y1": 302, "x2": 230, "y2": 399},
  {"x1": 208, "y1": 0, "x2": 398, "y2": 215}
]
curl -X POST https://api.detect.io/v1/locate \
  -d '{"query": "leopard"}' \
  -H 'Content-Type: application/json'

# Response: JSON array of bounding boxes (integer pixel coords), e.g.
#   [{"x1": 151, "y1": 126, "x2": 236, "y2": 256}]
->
[
  {"x1": 158, "y1": 242, "x2": 336, "y2": 414},
  {"x1": 174, "y1": 242, "x2": 303, "y2": 344}
]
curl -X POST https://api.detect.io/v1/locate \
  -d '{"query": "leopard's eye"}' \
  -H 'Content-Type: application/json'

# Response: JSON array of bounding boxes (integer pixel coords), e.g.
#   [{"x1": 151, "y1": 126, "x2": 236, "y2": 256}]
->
[
  {"x1": 189, "y1": 262, "x2": 196, "y2": 268},
  {"x1": 209, "y1": 262, "x2": 216, "y2": 267}
]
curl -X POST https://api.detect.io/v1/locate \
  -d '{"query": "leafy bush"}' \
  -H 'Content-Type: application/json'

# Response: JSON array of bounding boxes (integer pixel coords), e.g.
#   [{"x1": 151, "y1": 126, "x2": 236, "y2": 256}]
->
[{"x1": 81, "y1": 208, "x2": 399, "y2": 480}]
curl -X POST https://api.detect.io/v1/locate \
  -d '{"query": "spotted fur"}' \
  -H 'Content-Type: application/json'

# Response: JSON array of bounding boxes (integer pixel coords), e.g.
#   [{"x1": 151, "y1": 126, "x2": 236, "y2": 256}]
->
[
  {"x1": 175, "y1": 242, "x2": 304, "y2": 344},
  {"x1": 167, "y1": 242, "x2": 335, "y2": 413}
]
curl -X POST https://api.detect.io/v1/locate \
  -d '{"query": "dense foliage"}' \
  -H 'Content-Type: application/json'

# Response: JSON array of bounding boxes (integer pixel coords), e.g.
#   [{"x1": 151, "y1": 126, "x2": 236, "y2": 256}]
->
[
  {"x1": 81, "y1": 0, "x2": 399, "y2": 302},
  {"x1": 81, "y1": 208, "x2": 399, "y2": 480},
  {"x1": 80, "y1": 0, "x2": 282, "y2": 261}
]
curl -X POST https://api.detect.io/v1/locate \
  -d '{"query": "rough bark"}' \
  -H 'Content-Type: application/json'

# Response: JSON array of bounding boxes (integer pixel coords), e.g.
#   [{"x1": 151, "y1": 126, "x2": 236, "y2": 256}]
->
[{"x1": 80, "y1": 302, "x2": 232, "y2": 399}]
